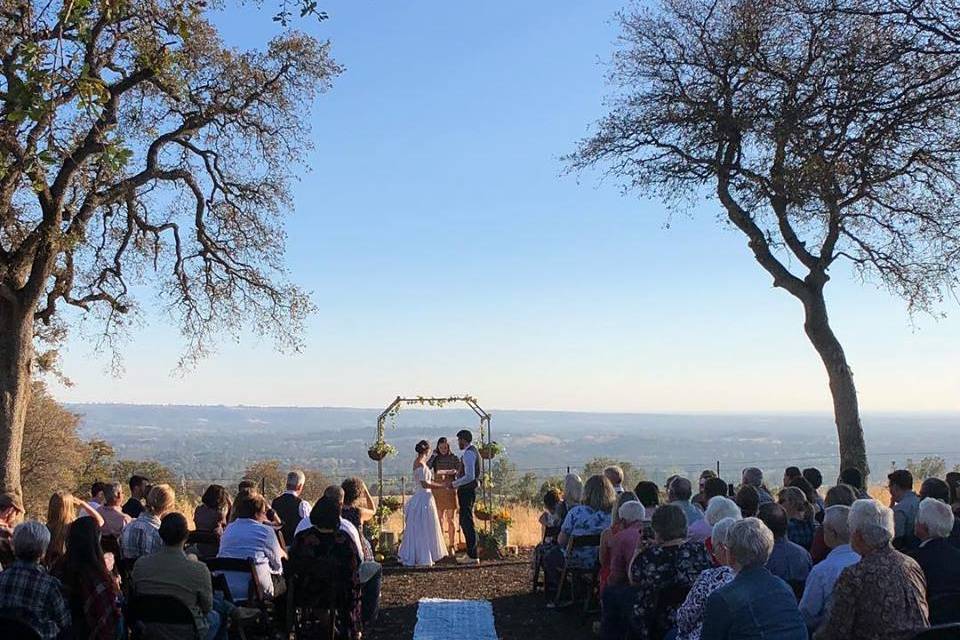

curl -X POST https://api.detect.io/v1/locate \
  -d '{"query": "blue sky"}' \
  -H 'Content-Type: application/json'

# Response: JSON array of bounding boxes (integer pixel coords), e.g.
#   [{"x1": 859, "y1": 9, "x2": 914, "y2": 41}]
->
[{"x1": 50, "y1": 1, "x2": 960, "y2": 412}]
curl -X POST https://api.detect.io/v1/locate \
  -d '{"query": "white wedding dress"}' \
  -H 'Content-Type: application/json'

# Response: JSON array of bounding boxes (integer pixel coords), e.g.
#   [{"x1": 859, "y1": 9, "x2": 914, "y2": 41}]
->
[{"x1": 398, "y1": 464, "x2": 448, "y2": 567}]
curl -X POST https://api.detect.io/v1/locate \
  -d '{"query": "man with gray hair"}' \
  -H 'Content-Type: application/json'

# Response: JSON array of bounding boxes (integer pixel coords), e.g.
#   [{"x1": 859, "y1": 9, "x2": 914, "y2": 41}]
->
[
  {"x1": 603, "y1": 465, "x2": 625, "y2": 494},
  {"x1": 271, "y1": 469, "x2": 311, "y2": 546},
  {"x1": 741, "y1": 467, "x2": 774, "y2": 504},
  {"x1": 668, "y1": 476, "x2": 706, "y2": 534},
  {"x1": 814, "y1": 499, "x2": 929, "y2": 640},
  {"x1": 799, "y1": 505, "x2": 860, "y2": 630},
  {"x1": 97, "y1": 481, "x2": 132, "y2": 537},
  {"x1": 700, "y1": 518, "x2": 806, "y2": 639},
  {"x1": 909, "y1": 497, "x2": 960, "y2": 624},
  {"x1": 0, "y1": 521, "x2": 71, "y2": 639}
]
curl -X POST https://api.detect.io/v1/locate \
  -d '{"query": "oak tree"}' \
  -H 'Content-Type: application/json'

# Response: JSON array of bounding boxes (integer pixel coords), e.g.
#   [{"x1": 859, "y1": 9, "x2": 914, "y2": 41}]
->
[
  {"x1": 0, "y1": 0, "x2": 341, "y2": 501},
  {"x1": 568, "y1": 0, "x2": 960, "y2": 476}
]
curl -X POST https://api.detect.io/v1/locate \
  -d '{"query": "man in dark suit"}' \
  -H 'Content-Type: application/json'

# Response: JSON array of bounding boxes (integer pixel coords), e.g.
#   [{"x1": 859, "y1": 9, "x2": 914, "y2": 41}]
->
[{"x1": 910, "y1": 497, "x2": 960, "y2": 624}]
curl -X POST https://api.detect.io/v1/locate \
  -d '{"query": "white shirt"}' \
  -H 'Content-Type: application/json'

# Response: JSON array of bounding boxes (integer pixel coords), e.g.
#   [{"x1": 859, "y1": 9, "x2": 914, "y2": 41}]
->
[
  {"x1": 452, "y1": 447, "x2": 478, "y2": 488},
  {"x1": 218, "y1": 518, "x2": 284, "y2": 601},
  {"x1": 281, "y1": 490, "x2": 312, "y2": 519},
  {"x1": 799, "y1": 543, "x2": 861, "y2": 630},
  {"x1": 77, "y1": 500, "x2": 101, "y2": 518},
  {"x1": 294, "y1": 515, "x2": 363, "y2": 561}
]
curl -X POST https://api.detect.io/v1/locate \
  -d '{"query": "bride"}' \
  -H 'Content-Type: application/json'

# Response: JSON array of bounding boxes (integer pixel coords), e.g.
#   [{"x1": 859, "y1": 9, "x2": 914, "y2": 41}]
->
[{"x1": 397, "y1": 440, "x2": 449, "y2": 567}]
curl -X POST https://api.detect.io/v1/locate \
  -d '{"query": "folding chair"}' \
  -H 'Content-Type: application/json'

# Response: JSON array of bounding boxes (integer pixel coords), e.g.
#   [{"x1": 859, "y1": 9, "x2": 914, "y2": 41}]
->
[
  {"x1": 283, "y1": 556, "x2": 344, "y2": 640},
  {"x1": 186, "y1": 530, "x2": 221, "y2": 560},
  {"x1": 645, "y1": 582, "x2": 692, "y2": 640},
  {"x1": 126, "y1": 593, "x2": 199, "y2": 640},
  {"x1": 202, "y1": 557, "x2": 266, "y2": 606},
  {"x1": 531, "y1": 524, "x2": 561, "y2": 593},
  {"x1": 554, "y1": 533, "x2": 603, "y2": 613}
]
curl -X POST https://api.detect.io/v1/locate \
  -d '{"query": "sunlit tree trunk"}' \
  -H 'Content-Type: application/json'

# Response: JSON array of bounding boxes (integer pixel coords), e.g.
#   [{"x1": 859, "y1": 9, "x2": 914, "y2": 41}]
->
[{"x1": 0, "y1": 296, "x2": 35, "y2": 502}]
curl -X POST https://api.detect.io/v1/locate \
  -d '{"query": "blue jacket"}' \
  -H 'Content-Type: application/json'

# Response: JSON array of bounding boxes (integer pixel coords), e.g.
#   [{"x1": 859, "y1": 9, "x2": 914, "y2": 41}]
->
[{"x1": 700, "y1": 566, "x2": 807, "y2": 640}]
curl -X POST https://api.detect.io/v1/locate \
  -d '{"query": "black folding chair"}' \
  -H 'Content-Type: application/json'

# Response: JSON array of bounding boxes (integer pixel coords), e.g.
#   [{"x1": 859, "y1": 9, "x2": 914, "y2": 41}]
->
[
  {"x1": 531, "y1": 525, "x2": 561, "y2": 593},
  {"x1": 645, "y1": 582, "x2": 692, "y2": 640},
  {"x1": 203, "y1": 557, "x2": 266, "y2": 606},
  {"x1": 186, "y1": 530, "x2": 221, "y2": 560},
  {"x1": 284, "y1": 556, "x2": 345, "y2": 640},
  {"x1": 0, "y1": 608, "x2": 41, "y2": 640},
  {"x1": 126, "y1": 593, "x2": 199, "y2": 640},
  {"x1": 554, "y1": 533, "x2": 603, "y2": 613}
]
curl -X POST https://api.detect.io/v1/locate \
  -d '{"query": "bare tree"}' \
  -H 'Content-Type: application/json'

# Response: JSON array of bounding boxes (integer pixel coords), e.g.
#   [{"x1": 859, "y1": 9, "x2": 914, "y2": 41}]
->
[
  {"x1": 567, "y1": 0, "x2": 960, "y2": 476},
  {"x1": 0, "y1": 0, "x2": 341, "y2": 500}
]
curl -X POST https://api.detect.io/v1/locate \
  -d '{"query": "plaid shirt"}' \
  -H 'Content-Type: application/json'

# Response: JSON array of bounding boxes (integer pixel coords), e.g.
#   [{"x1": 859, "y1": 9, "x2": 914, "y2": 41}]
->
[
  {"x1": 0, "y1": 560, "x2": 71, "y2": 639},
  {"x1": 120, "y1": 512, "x2": 163, "y2": 560}
]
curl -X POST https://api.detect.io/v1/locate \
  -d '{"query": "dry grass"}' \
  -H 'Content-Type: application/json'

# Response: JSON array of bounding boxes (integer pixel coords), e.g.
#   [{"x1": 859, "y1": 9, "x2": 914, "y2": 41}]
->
[{"x1": 380, "y1": 500, "x2": 544, "y2": 548}]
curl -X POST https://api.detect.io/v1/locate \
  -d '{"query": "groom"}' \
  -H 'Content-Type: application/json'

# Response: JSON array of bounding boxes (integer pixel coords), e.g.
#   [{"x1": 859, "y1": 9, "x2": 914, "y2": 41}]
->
[{"x1": 452, "y1": 428, "x2": 481, "y2": 562}]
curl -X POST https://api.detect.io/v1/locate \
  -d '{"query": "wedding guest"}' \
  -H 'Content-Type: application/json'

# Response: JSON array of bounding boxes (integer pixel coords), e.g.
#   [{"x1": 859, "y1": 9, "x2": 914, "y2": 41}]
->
[
  {"x1": 758, "y1": 502, "x2": 811, "y2": 589},
  {"x1": 97, "y1": 482, "x2": 132, "y2": 538},
  {"x1": 693, "y1": 470, "x2": 718, "y2": 510},
  {"x1": 77, "y1": 482, "x2": 106, "y2": 518},
  {"x1": 888, "y1": 469, "x2": 921, "y2": 550},
  {"x1": 700, "y1": 518, "x2": 807, "y2": 640},
  {"x1": 788, "y1": 476, "x2": 822, "y2": 521},
  {"x1": 814, "y1": 499, "x2": 929, "y2": 640},
  {"x1": 195, "y1": 484, "x2": 232, "y2": 534},
  {"x1": 947, "y1": 471, "x2": 960, "y2": 513},
  {"x1": 703, "y1": 496, "x2": 741, "y2": 562},
  {"x1": 810, "y1": 484, "x2": 857, "y2": 563},
  {"x1": 803, "y1": 468, "x2": 826, "y2": 513},
  {"x1": 783, "y1": 467, "x2": 802, "y2": 489},
  {"x1": 599, "y1": 492, "x2": 639, "y2": 593},
  {"x1": 288, "y1": 496, "x2": 362, "y2": 639},
  {"x1": 120, "y1": 484, "x2": 175, "y2": 561},
  {"x1": 838, "y1": 468, "x2": 870, "y2": 500},
  {"x1": 741, "y1": 468, "x2": 774, "y2": 504},
  {"x1": 0, "y1": 491, "x2": 24, "y2": 568},
  {"x1": 51, "y1": 516, "x2": 121, "y2": 640},
  {"x1": 626, "y1": 504, "x2": 712, "y2": 640},
  {"x1": 45, "y1": 490, "x2": 104, "y2": 567},
  {"x1": 0, "y1": 521, "x2": 71, "y2": 639},
  {"x1": 295, "y1": 485, "x2": 364, "y2": 561},
  {"x1": 427, "y1": 437, "x2": 460, "y2": 550},
  {"x1": 799, "y1": 505, "x2": 860, "y2": 631},
  {"x1": 545, "y1": 474, "x2": 615, "y2": 600},
  {"x1": 341, "y1": 477, "x2": 376, "y2": 529},
  {"x1": 779, "y1": 486, "x2": 815, "y2": 550},
  {"x1": 690, "y1": 480, "x2": 732, "y2": 544},
  {"x1": 562, "y1": 473, "x2": 583, "y2": 513},
  {"x1": 607, "y1": 501, "x2": 645, "y2": 589},
  {"x1": 669, "y1": 477, "x2": 705, "y2": 533},
  {"x1": 910, "y1": 497, "x2": 960, "y2": 624},
  {"x1": 604, "y1": 466, "x2": 626, "y2": 494},
  {"x1": 675, "y1": 517, "x2": 739, "y2": 640},
  {"x1": 918, "y1": 477, "x2": 960, "y2": 548},
  {"x1": 122, "y1": 475, "x2": 149, "y2": 518},
  {"x1": 324, "y1": 485, "x2": 380, "y2": 626},
  {"x1": 218, "y1": 492, "x2": 286, "y2": 602},
  {"x1": 534, "y1": 489, "x2": 564, "y2": 575},
  {"x1": 634, "y1": 480, "x2": 661, "y2": 521},
  {"x1": 271, "y1": 470, "x2": 312, "y2": 548},
  {"x1": 734, "y1": 485, "x2": 760, "y2": 518}
]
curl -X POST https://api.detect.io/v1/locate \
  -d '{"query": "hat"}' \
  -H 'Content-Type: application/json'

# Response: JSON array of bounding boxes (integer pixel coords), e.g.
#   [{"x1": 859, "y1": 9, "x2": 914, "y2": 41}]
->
[{"x1": 0, "y1": 492, "x2": 24, "y2": 513}]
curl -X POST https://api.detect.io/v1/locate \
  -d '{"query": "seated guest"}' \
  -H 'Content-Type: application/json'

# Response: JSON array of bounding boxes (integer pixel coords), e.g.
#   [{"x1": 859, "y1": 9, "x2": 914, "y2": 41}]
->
[
  {"x1": 607, "y1": 501, "x2": 645, "y2": 590},
  {"x1": 838, "y1": 468, "x2": 870, "y2": 500},
  {"x1": 799, "y1": 506, "x2": 859, "y2": 631},
  {"x1": 45, "y1": 490, "x2": 104, "y2": 567},
  {"x1": 693, "y1": 470, "x2": 718, "y2": 510},
  {"x1": 599, "y1": 492, "x2": 640, "y2": 592},
  {"x1": 690, "y1": 479, "x2": 731, "y2": 544},
  {"x1": 122, "y1": 475, "x2": 149, "y2": 518},
  {"x1": 910, "y1": 497, "x2": 960, "y2": 624},
  {"x1": 888, "y1": 469, "x2": 921, "y2": 551},
  {"x1": 814, "y1": 499, "x2": 929, "y2": 640},
  {"x1": 194, "y1": 484, "x2": 232, "y2": 534},
  {"x1": 0, "y1": 521, "x2": 71, "y2": 639},
  {"x1": 545, "y1": 474, "x2": 615, "y2": 598},
  {"x1": 779, "y1": 486, "x2": 815, "y2": 550},
  {"x1": 561, "y1": 473, "x2": 584, "y2": 516},
  {"x1": 88, "y1": 482, "x2": 105, "y2": 512},
  {"x1": 758, "y1": 503, "x2": 811, "y2": 589},
  {"x1": 947, "y1": 471, "x2": 960, "y2": 515},
  {"x1": 788, "y1": 476, "x2": 822, "y2": 520},
  {"x1": 538, "y1": 488, "x2": 564, "y2": 535},
  {"x1": 703, "y1": 496, "x2": 742, "y2": 562},
  {"x1": 918, "y1": 477, "x2": 960, "y2": 548},
  {"x1": 700, "y1": 518, "x2": 807, "y2": 640},
  {"x1": 741, "y1": 467, "x2": 773, "y2": 504},
  {"x1": 802, "y1": 468, "x2": 827, "y2": 515},
  {"x1": 120, "y1": 484, "x2": 175, "y2": 561},
  {"x1": 675, "y1": 517, "x2": 739, "y2": 640},
  {"x1": 810, "y1": 484, "x2": 857, "y2": 563},
  {"x1": 51, "y1": 516, "x2": 121, "y2": 639},
  {"x1": 734, "y1": 485, "x2": 760, "y2": 518},
  {"x1": 296, "y1": 486, "x2": 364, "y2": 559},
  {"x1": 669, "y1": 477, "x2": 706, "y2": 537},
  {"x1": 97, "y1": 482, "x2": 132, "y2": 538},
  {"x1": 783, "y1": 467, "x2": 802, "y2": 489},
  {"x1": 604, "y1": 466, "x2": 626, "y2": 494},
  {"x1": 289, "y1": 496, "x2": 363, "y2": 638},
  {"x1": 634, "y1": 480, "x2": 661, "y2": 522},
  {"x1": 219, "y1": 492, "x2": 286, "y2": 602},
  {"x1": 341, "y1": 477, "x2": 376, "y2": 530},
  {"x1": 0, "y1": 491, "x2": 25, "y2": 568},
  {"x1": 271, "y1": 471, "x2": 312, "y2": 548}
]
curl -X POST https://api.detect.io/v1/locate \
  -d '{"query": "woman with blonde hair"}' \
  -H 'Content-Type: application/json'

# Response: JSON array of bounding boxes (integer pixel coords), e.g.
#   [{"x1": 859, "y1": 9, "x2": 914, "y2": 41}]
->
[
  {"x1": 779, "y1": 486, "x2": 816, "y2": 550},
  {"x1": 45, "y1": 490, "x2": 105, "y2": 567}
]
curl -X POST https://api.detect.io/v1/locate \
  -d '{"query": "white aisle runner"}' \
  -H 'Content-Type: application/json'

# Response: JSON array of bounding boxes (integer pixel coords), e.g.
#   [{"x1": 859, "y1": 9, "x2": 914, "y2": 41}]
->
[{"x1": 413, "y1": 598, "x2": 498, "y2": 640}]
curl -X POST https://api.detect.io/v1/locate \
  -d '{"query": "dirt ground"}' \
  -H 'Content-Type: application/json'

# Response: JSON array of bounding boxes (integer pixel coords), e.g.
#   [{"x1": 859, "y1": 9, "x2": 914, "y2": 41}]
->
[{"x1": 366, "y1": 555, "x2": 596, "y2": 640}]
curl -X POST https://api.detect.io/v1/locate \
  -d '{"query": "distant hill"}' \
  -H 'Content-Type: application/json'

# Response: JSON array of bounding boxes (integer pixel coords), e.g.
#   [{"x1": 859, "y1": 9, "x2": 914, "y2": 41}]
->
[{"x1": 68, "y1": 403, "x2": 960, "y2": 486}]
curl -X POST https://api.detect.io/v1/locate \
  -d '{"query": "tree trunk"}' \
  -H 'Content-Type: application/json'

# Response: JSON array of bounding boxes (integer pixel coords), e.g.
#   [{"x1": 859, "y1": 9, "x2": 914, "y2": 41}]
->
[
  {"x1": 802, "y1": 290, "x2": 868, "y2": 480},
  {"x1": 0, "y1": 296, "x2": 34, "y2": 505}
]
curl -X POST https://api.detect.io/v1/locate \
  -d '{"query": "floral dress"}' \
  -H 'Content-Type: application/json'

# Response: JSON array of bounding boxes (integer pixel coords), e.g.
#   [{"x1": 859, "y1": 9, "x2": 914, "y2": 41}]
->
[
  {"x1": 561, "y1": 506, "x2": 612, "y2": 569},
  {"x1": 628, "y1": 540, "x2": 713, "y2": 640},
  {"x1": 675, "y1": 566, "x2": 735, "y2": 640}
]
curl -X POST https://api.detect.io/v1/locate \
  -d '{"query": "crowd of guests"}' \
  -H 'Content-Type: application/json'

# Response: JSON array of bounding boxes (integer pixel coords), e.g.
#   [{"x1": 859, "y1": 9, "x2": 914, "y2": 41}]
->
[
  {"x1": 0, "y1": 471, "x2": 383, "y2": 639},
  {"x1": 536, "y1": 465, "x2": 960, "y2": 639}
]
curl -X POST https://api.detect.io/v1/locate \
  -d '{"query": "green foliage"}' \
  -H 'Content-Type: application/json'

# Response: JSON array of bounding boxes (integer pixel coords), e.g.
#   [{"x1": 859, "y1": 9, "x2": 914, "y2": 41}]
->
[
  {"x1": 905, "y1": 456, "x2": 947, "y2": 480},
  {"x1": 582, "y1": 457, "x2": 645, "y2": 490}
]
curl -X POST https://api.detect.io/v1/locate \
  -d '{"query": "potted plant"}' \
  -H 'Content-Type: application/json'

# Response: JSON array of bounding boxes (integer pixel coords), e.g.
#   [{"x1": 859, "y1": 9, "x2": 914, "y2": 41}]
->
[
  {"x1": 367, "y1": 441, "x2": 397, "y2": 461},
  {"x1": 479, "y1": 441, "x2": 504, "y2": 460},
  {"x1": 477, "y1": 530, "x2": 504, "y2": 561},
  {"x1": 475, "y1": 504, "x2": 493, "y2": 521}
]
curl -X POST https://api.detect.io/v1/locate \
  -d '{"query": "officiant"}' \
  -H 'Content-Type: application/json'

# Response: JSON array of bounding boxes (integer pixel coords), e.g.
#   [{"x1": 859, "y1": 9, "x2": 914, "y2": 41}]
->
[{"x1": 428, "y1": 437, "x2": 461, "y2": 552}]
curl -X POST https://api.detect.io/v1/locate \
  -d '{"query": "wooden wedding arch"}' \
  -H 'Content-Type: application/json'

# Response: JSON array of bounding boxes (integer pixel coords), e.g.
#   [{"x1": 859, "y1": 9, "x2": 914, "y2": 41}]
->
[{"x1": 370, "y1": 395, "x2": 493, "y2": 534}]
